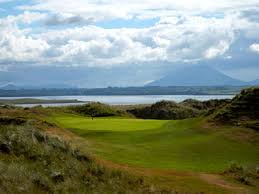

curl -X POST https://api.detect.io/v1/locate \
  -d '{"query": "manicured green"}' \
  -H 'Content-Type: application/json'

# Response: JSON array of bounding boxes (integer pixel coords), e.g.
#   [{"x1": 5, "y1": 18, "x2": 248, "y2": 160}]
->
[
  {"x1": 51, "y1": 113, "x2": 259, "y2": 172},
  {"x1": 51, "y1": 113, "x2": 168, "y2": 132}
]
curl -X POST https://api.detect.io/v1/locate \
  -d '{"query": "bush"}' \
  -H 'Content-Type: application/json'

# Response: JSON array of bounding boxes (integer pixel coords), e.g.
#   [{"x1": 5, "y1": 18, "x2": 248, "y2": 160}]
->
[
  {"x1": 213, "y1": 87, "x2": 259, "y2": 128},
  {"x1": 237, "y1": 175, "x2": 250, "y2": 185},
  {"x1": 256, "y1": 166, "x2": 259, "y2": 174},
  {"x1": 224, "y1": 162, "x2": 258, "y2": 186},
  {"x1": 128, "y1": 100, "x2": 200, "y2": 120},
  {"x1": 228, "y1": 161, "x2": 243, "y2": 173},
  {"x1": 0, "y1": 117, "x2": 26, "y2": 125},
  {"x1": 69, "y1": 102, "x2": 124, "y2": 117}
]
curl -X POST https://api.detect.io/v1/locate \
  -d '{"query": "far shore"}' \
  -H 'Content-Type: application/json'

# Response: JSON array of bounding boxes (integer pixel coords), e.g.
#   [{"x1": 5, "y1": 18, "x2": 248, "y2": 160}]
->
[{"x1": 0, "y1": 98, "x2": 87, "y2": 105}]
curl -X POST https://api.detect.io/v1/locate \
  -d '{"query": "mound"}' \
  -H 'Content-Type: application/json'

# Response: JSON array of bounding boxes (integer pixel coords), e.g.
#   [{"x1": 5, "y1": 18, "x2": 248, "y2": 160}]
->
[
  {"x1": 127, "y1": 99, "x2": 229, "y2": 120},
  {"x1": 128, "y1": 100, "x2": 200, "y2": 120},
  {"x1": 213, "y1": 87, "x2": 259, "y2": 130}
]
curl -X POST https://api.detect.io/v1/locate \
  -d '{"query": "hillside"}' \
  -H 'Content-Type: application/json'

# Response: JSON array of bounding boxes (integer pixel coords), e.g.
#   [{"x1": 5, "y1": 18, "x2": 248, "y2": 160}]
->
[
  {"x1": 148, "y1": 66, "x2": 246, "y2": 86},
  {"x1": 213, "y1": 87, "x2": 259, "y2": 130},
  {"x1": 0, "y1": 112, "x2": 168, "y2": 193},
  {"x1": 127, "y1": 99, "x2": 229, "y2": 120}
]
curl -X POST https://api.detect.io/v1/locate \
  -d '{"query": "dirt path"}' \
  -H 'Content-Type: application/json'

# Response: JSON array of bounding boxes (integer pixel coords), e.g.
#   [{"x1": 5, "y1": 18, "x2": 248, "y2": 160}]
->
[{"x1": 200, "y1": 174, "x2": 251, "y2": 194}]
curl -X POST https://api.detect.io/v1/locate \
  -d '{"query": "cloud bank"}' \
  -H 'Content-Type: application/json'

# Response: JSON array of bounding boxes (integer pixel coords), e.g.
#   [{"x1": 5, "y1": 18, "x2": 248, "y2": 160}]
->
[{"x1": 0, "y1": 0, "x2": 258, "y2": 69}]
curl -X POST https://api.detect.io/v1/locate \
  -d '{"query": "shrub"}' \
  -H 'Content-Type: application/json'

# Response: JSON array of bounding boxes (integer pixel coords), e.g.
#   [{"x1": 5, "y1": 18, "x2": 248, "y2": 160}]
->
[
  {"x1": 69, "y1": 102, "x2": 124, "y2": 117},
  {"x1": 228, "y1": 161, "x2": 243, "y2": 173},
  {"x1": 237, "y1": 175, "x2": 250, "y2": 185},
  {"x1": 128, "y1": 100, "x2": 200, "y2": 120},
  {"x1": 224, "y1": 162, "x2": 258, "y2": 186},
  {"x1": 213, "y1": 87, "x2": 259, "y2": 128}
]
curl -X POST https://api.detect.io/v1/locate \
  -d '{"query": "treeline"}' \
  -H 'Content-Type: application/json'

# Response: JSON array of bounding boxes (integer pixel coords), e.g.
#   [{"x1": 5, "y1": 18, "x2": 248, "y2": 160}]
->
[{"x1": 0, "y1": 86, "x2": 245, "y2": 97}]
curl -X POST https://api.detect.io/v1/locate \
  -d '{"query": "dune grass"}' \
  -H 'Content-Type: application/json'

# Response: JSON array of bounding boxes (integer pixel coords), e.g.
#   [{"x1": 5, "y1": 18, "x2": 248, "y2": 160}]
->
[{"x1": 50, "y1": 113, "x2": 259, "y2": 173}]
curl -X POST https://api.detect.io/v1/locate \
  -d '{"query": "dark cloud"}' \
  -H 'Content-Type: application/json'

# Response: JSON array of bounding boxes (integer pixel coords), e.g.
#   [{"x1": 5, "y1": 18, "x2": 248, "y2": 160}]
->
[
  {"x1": 240, "y1": 8, "x2": 259, "y2": 22},
  {"x1": 44, "y1": 14, "x2": 95, "y2": 26}
]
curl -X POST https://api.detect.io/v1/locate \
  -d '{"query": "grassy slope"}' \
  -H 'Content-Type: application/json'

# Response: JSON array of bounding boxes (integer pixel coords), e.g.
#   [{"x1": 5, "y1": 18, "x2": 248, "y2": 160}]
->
[
  {"x1": 0, "y1": 115, "x2": 170, "y2": 193},
  {"x1": 50, "y1": 113, "x2": 259, "y2": 173}
]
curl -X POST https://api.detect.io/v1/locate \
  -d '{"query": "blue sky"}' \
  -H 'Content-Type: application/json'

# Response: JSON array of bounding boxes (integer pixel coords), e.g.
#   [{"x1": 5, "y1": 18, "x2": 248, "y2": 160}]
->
[{"x1": 0, "y1": 0, "x2": 259, "y2": 87}]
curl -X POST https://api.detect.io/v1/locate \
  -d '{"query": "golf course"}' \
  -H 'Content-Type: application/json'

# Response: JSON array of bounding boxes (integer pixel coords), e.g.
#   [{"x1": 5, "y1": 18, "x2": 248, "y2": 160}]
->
[
  {"x1": 1, "y1": 87, "x2": 258, "y2": 193},
  {"x1": 49, "y1": 113, "x2": 259, "y2": 172}
]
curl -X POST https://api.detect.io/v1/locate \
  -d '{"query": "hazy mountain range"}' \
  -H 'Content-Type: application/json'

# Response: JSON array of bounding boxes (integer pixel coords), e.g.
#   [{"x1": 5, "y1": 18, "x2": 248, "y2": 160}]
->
[
  {"x1": 147, "y1": 66, "x2": 258, "y2": 87},
  {"x1": 0, "y1": 65, "x2": 258, "y2": 90}
]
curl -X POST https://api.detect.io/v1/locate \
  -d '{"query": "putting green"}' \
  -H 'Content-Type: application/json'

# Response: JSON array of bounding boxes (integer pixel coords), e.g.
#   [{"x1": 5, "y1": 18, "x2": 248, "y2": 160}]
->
[
  {"x1": 50, "y1": 113, "x2": 259, "y2": 172},
  {"x1": 51, "y1": 114, "x2": 168, "y2": 132}
]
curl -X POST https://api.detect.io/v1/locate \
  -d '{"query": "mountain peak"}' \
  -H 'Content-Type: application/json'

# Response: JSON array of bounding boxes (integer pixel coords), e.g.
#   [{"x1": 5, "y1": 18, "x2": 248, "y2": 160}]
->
[{"x1": 147, "y1": 65, "x2": 246, "y2": 86}]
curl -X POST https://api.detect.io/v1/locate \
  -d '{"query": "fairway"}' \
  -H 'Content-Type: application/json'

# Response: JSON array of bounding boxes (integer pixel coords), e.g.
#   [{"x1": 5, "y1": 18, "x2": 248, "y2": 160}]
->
[{"x1": 50, "y1": 113, "x2": 259, "y2": 172}]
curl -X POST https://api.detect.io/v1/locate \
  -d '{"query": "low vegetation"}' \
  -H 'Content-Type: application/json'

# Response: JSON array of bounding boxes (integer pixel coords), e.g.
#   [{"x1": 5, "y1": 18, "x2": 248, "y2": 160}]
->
[
  {"x1": 223, "y1": 162, "x2": 259, "y2": 187},
  {"x1": 127, "y1": 99, "x2": 228, "y2": 120},
  {"x1": 69, "y1": 102, "x2": 127, "y2": 117},
  {"x1": 213, "y1": 87, "x2": 259, "y2": 130},
  {"x1": 0, "y1": 116, "x2": 168, "y2": 193}
]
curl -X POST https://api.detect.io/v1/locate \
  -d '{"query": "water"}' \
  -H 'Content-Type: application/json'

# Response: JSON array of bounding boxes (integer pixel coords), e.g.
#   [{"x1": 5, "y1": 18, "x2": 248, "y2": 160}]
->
[{"x1": 0, "y1": 95, "x2": 234, "y2": 107}]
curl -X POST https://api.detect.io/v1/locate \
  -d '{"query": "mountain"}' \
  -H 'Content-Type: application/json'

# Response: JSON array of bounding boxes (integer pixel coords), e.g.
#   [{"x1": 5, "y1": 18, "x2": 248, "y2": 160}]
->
[
  {"x1": 0, "y1": 84, "x2": 20, "y2": 90},
  {"x1": 0, "y1": 84, "x2": 74, "y2": 90},
  {"x1": 249, "y1": 79, "x2": 259, "y2": 86},
  {"x1": 147, "y1": 66, "x2": 247, "y2": 86}
]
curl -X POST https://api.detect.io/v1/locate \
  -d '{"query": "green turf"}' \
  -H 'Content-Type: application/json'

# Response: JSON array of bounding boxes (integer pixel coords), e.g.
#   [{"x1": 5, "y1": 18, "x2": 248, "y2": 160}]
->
[{"x1": 50, "y1": 113, "x2": 259, "y2": 172}]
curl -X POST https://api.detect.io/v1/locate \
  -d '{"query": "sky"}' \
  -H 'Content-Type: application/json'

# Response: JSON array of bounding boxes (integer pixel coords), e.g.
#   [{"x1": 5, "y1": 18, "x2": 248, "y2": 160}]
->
[{"x1": 0, "y1": 0, "x2": 259, "y2": 87}]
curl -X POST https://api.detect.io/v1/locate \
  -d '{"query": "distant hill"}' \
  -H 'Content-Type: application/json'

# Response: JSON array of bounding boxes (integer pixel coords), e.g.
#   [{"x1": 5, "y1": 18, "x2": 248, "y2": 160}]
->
[
  {"x1": 147, "y1": 66, "x2": 247, "y2": 86},
  {"x1": 249, "y1": 79, "x2": 259, "y2": 86},
  {"x1": 0, "y1": 86, "x2": 245, "y2": 97},
  {"x1": 0, "y1": 84, "x2": 20, "y2": 90},
  {"x1": 0, "y1": 84, "x2": 74, "y2": 90}
]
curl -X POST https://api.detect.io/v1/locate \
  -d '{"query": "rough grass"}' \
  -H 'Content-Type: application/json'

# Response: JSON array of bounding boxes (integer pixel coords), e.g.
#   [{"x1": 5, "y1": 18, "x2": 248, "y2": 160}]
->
[
  {"x1": 212, "y1": 87, "x2": 259, "y2": 129},
  {"x1": 0, "y1": 118, "x2": 171, "y2": 194},
  {"x1": 50, "y1": 113, "x2": 259, "y2": 173}
]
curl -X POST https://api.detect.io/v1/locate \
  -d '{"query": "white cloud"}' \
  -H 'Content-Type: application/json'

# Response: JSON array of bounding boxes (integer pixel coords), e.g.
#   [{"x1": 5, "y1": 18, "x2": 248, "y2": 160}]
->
[
  {"x1": 204, "y1": 41, "x2": 231, "y2": 59},
  {"x1": 0, "y1": 4, "x2": 258, "y2": 67},
  {"x1": 18, "y1": 0, "x2": 259, "y2": 22},
  {"x1": 2, "y1": 11, "x2": 47, "y2": 24},
  {"x1": 0, "y1": 16, "x2": 245, "y2": 65},
  {"x1": 0, "y1": 15, "x2": 50, "y2": 63},
  {"x1": 249, "y1": 43, "x2": 259, "y2": 54}
]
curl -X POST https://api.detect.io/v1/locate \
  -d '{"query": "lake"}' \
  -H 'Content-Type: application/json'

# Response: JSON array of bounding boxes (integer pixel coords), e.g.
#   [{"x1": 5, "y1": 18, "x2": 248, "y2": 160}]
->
[{"x1": 0, "y1": 95, "x2": 234, "y2": 107}]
